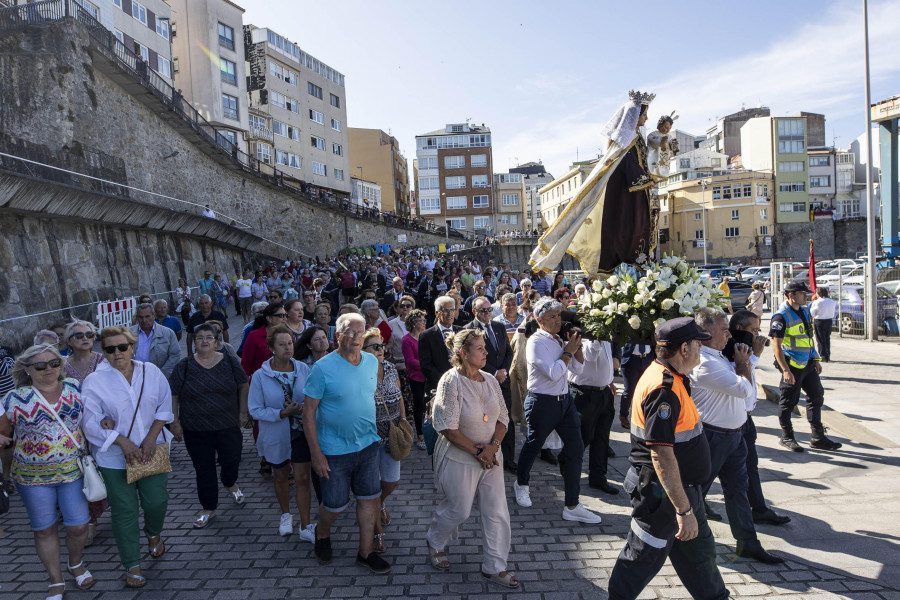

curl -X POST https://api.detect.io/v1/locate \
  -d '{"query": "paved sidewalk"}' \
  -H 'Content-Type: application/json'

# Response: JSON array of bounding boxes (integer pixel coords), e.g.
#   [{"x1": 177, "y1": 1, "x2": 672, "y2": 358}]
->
[{"x1": 1, "y1": 311, "x2": 899, "y2": 599}]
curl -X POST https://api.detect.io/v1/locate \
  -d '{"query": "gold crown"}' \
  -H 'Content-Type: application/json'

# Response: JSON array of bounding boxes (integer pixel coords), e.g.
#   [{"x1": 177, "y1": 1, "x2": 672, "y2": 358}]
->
[{"x1": 628, "y1": 90, "x2": 656, "y2": 105}]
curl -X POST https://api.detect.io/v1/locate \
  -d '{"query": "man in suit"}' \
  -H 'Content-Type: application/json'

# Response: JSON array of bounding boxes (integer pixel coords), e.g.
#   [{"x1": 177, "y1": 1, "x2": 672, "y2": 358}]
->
[
  {"x1": 418, "y1": 296, "x2": 460, "y2": 393},
  {"x1": 406, "y1": 263, "x2": 423, "y2": 289},
  {"x1": 416, "y1": 271, "x2": 439, "y2": 327},
  {"x1": 131, "y1": 302, "x2": 182, "y2": 378},
  {"x1": 618, "y1": 342, "x2": 655, "y2": 428},
  {"x1": 380, "y1": 277, "x2": 407, "y2": 316},
  {"x1": 463, "y1": 280, "x2": 494, "y2": 315},
  {"x1": 467, "y1": 297, "x2": 516, "y2": 470}
]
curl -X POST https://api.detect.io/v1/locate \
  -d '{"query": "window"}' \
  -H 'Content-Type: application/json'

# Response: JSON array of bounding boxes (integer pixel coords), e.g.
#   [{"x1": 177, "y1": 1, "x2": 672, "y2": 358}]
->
[
  {"x1": 711, "y1": 158, "x2": 722, "y2": 168},
  {"x1": 779, "y1": 202, "x2": 807, "y2": 213},
  {"x1": 757, "y1": 183, "x2": 769, "y2": 198},
  {"x1": 218, "y1": 130, "x2": 236, "y2": 145},
  {"x1": 419, "y1": 156, "x2": 437, "y2": 170},
  {"x1": 419, "y1": 176, "x2": 439, "y2": 190},
  {"x1": 777, "y1": 118, "x2": 805, "y2": 154},
  {"x1": 447, "y1": 218, "x2": 466, "y2": 229},
  {"x1": 695, "y1": 230, "x2": 705, "y2": 240},
  {"x1": 268, "y1": 61, "x2": 296, "y2": 85},
  {"x1": 309, "y1": 109, "x2": 324, "y2": 124},
  {"x1": 760, "y1": 208, "x2": 768, "y2": 220},
  {"x1": 276, "y1": 150, "x2": 302, "y2": 169},
  {"x1": 113, "y1": 0, "x2": 121, "y2": 6},
  {"x1": 743, "y1": 183, "x2": 752, "y2": 197},
  {"x1": 694, "y1": 213, "x2": 702, "y2": 221},
  {"x1": 157, "y1": 56, "x2": 171, "y2": 78},
  {"x1": 113, "y1": 29, "x2": 124, "y2": 43},
  {"x1": 838, "y1": 196, "x2": 860, "y2": 218},
  {"x1": 248, "y1": 114, "x2": 268, "y2": 129},
  {"x1": 471, "y1": 154, "x2": 487, "y2": 167},
  {"x1": 809, "y1": 156, "x2": 830, "y2": 167},
  {"x1": 273, "y1": 121, "x2": 299, "y2": 140},
  {"x1": 444, "y1": 156, "x2": 465, "y2": 169},
  {"x1": 307, "y1": 82, "x2": 323, "y2": 99},
  {"x1": 500, "y1": 214, "x2": 510, "y2": 224},
  {"x1": 74, "y1": 0, "x2": 98, "y2": 19},
  {"x1": 215, "y1": 22, "x2": 234, "y2": 50},
  {"x1": 471, "y1": 175, "x2": 489, "y2": 188},
  {"x1": 722, "y1": 185, "x2": 732, "y2": 200},
  {"x1": 333, "y1": 143, "x2": 343, "y2": 156},
  {"x1": 420, "y1": 197, "x2": 441, "y2": 212},
  {"x1": 473, "y1": 216, "x2": 490, "y2": 230},
  {"x1": 496, "y1": 173, "x2": 521, "y2": 183},
  {"x1": 312, "y1": 161, "x2": 327, "y2": 176},
  {"x1": 473, "y1": 195, "x2": 489, "y2": 209},
  {"x1": 311, "y1": 136, "x2": 325, "y2": 150},
  {"x1": 334, "y1": 169, "x2": 344, "y2": 181},
  {"x1": 445, "y1": 176, "x2": 466, "y2": 190},
  {"x1": 731, "y1": 209, "x2": 739, "y2": 220},
  {"x1": 837, "y1": 153, "x2": 854, "y2": 164},
  {"x1": 154, "y1": 16, "x2": 169, "y2": 39},
  {"x1": 760, "y1": 225, "x2": 769, "y2": 235},
  {"x1": 837, "y1": 170, "x2": 852, "y2": 190},
  {"x1": 778, "y1": 161, "x2": 805, "y2": 172},
  {"x1": 733, "y1": 184, "x2": 743, "y2": 198},
  {"x1": 680, "y1": 158, "x2": 691, "y2": 169},
  {"x1": 331, "y1": 119, "x2": 341, "y2": 131},
  {"x1": 712, "y1": 186, "x2": 721, "y2": 200},
  {"x1": 220, "y1": 58, "x2": 237, "y2": 86},
  {"x1": 256, "y1": 143, "x2": 271, "y2": 165},
  {"x1": 131, "y1": 0, "x2": 146, "y2": 25},
  {"x1": 810, "y1": 176, "x2": 831, "y2": 187},
  {"x1": 725, "y1": 227, "x2": 740, "y2": 238},
  {"x1": 502, "y1": 193, "x2": 519, "y2": 206},
  {"x1": 446, "y1": 196, "x2": 466, "y2": 210},
  {"x1": 510, "y1": 214, "x2": 518, "y2": 225},
  {"x1": 329, "y1": 93, "x2": 340, "y2": 108},
  {"x1": 221, "y1": 93, "x2": 238, "y2": 121},
  {"x1": 779, "y1": 182, "x2": 806, "y2": 193}
]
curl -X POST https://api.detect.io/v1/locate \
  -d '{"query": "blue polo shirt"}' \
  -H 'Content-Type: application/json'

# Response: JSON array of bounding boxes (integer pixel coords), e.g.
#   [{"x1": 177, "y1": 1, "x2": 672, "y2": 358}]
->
[
  {"x1": 303, "y1": 351, "x2": 379, "y2": 456},
  {"x1": 155, "y1": 315, "x2": 182, "y2": 335}
]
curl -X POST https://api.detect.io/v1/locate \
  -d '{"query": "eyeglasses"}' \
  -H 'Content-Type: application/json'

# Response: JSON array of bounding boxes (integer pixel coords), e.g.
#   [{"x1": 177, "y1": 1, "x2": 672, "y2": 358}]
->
[
  {"x1": 26, "y1": 358, "x2": 62, "y2": 370},
  {"x1": 103, "y1": 343, "x2": 131, "y2": 354},
  {"x1": 363, "y1": 343, "x2": 386, "y2": 352},
  {"x1": 70, "y1": 331, "x2": 96, "y2": 340},
  {"x1": 272, "y1": 313, "x2": 288, "y2": 318},
  {"x1": 475, "y1": 308, "x2": 493, "y2": 314},
  {"x1": 194, "y1": 336, "x2": 216, "y2": 343},
  {"x1": 438, "y1": 309, "x2": 456, "y2": 315},
  {"x1": 341, "y1": 330, "x2": 365, "y2": 338},
  {"x1": 399, "y1": 303, "x2": 413, "y2": 309},
  {"x1": 476, "y1": 285, "x2": 486, "y2": 289}
]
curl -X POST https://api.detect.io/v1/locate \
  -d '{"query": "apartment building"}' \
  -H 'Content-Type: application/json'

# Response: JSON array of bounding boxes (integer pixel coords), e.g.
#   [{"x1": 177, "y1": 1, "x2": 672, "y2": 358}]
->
[
  {"x1": 670, "y1": 148, "x2": 730, "y2": 173},
  {"x1": 350, "y1": 177, "x2": 382, "y2": 211},
  {"x1": 492, "y1": 172, "x2": 528, "y2": 234},
  {"x1": 243, "y1": 25, "x2": 350, "y2": 193},
  {"x1": 702, "y1": 107, "x2": 771, "y2": 159},
  {"x1": 538, "y1": 159, "x2": 597, "y2": 226},
  {"x1": 348, "y1": 128, "x2": 409, "y2": 215},
  {"x1": 510, "y1": 161, "x2": 554, "y2": 229},
  {"x1": 170, "y1": 0, "x2": 247, "y2": 147},
  {"x1": 415, "y1": 123, "x2": 494, "y2": 234}
]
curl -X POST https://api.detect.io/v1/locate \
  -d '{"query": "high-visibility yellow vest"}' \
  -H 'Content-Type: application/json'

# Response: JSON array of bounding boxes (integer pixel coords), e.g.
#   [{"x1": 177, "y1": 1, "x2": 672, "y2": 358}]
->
[{"x1": 775, "y1": 302, "x2": 819, "y2": 369}]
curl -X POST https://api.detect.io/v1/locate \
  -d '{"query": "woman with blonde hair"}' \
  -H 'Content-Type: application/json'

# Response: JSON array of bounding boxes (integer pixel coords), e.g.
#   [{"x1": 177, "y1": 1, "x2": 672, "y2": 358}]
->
[
  {"x1": 425, "y1": 329, "x2": 517, "y2": 588},
  {"x1": 1, "y1": 343, "x2": 96, "y2": 599},
  {"x1": 82, "y1": 326, "x2": 174, "y2": 589}
]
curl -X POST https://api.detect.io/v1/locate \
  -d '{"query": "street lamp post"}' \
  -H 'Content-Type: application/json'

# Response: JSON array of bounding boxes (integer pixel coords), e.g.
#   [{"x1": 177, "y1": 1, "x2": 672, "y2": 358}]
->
[{"x1": 700, "y1": 179, "x2": 710, "y2": 264}]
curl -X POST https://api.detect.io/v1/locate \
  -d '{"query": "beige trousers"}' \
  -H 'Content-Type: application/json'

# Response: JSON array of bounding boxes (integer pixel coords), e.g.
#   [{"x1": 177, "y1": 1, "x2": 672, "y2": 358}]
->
[{"x1": 426, "y1": 455, "x2": 512, "y2": 574}]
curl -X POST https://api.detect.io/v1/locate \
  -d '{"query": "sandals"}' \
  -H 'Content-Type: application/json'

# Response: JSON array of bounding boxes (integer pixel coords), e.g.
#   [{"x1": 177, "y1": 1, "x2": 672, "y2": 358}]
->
[
  {"x1": 46, "y1": 582, "x2": 65, "y2": 600},
  {"x1": 417, "y1": 439, "x2": 427, "y2": 451},
  {"x1": 124, "y1": 567, "x2": 147, "y2": 589},
  {"x1": 259, "y1": 460, "x2": 272, "y2": 480},
  {"x1": 482, "y1": 571, "x2": 519, "y2": 588},
  {"x1": 373, "y1": 532, "x2": 386, "y2": 553},
  {"x1": 426, "y1": 541, "x2": 450, "y2": 570},
  {"x1": 380, "y1": 504, "x2": 391, "y2": 526},
  {"x1": 194, "y1": 512, "x2": 215, "y2": 529},
  {"x1": 66, "y1": 561, "x2": 94, "y2": 590},
  {"x1": 230, "y1": 486, "x2": 245, "y2": 505},
  {"x1": 147, "y1": 534, "x2": 165, "y2": 558}
]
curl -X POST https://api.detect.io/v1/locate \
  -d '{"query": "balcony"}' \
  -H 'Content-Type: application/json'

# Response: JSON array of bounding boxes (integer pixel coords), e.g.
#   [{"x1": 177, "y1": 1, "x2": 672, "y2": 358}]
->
[{"x1": 247, "y1": 125, "x2": 274, "y2": 143}]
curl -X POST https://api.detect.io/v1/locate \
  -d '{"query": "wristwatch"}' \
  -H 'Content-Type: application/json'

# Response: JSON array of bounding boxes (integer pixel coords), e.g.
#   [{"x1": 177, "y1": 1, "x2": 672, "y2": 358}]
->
[
  {"x1": 490, "y1": 439, "x2": 500, "y2": 448},
  {"x1": 675, "y1": 506, "x2": 693, "y2": 517}
]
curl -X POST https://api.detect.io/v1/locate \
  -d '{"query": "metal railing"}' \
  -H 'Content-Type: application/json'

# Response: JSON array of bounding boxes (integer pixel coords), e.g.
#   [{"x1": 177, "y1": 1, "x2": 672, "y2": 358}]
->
[{"x1": 0, "y1": 0, "x2": 456, "y2": 238}]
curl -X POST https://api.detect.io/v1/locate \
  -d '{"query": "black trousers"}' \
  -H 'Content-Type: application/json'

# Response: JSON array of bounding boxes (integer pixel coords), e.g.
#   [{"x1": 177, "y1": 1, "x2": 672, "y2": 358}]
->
[
  {"x1": 409, "y1": 378, "x2": 427, "y2": 436},
  {"x1": 500, "y1": 385, "x2": 516, "y2": 463},
  {"x1": 778, "y1": 362, "x2": 824, "y2": 430},
  {"x1": 183, "y1": 427, "x2": 243, "y2": 511},
  {"x1": 813, "y1": 318, "x2": 832, "y2": 361},
  {"x1": 620, "y1": 355, "x2": 655, "y2": 419},
  {"x1": 608, "y1": 468, "x2": 728, "y2": 600},
  {"x1": 742, "y1": 415, "x2": 768, "y2": 514},
  {"x1": 572, "y1": 384, "x2": 615, "y2": 484}
]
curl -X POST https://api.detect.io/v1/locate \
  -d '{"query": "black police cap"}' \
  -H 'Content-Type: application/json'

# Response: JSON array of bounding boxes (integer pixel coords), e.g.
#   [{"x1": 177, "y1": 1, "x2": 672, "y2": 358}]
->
[
  {"x1": 783, "y1": 280, "x2": 812, "y2": 295},
  {"x1": 655, "y1": 316, "x2": 712, "y2": 347}
]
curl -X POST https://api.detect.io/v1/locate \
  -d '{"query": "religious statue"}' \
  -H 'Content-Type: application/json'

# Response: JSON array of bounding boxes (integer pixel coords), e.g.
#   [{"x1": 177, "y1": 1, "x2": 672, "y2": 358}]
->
[
  {"x1": 647, "y1": 112, "x2": 679, "y2": 180},
  {"x1": 529, "y1": 90, "x2": 660, "y2": 275}
]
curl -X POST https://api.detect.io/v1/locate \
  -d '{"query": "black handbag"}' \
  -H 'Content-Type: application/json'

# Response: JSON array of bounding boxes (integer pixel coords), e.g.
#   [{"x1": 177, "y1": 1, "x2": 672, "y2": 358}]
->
[{"x1": 0, "y1": 481, "x2": 9, "y2": 515}]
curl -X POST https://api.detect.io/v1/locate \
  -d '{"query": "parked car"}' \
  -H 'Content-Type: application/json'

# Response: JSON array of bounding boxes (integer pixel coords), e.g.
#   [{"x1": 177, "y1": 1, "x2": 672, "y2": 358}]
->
[
  {"x1": 834, "y1": 285, "x2": 898, "y2": 335},
  {"x1": 724, "y1": 281, "x2": 753, "y2": 309},
  {"x1": 816, "y1": 265, "x2": 862, "y2": 287},
  {"x1": 698, "y1": 263, "x2": 728, "y2": 270},
  {"x1": 697, "y1": 268, "x2": 735, "y2": 282},
  {"x1": 877, "y1": 280, "x2": 900, "y2": 297},
  {"x1": 741, "y1": 266, "x2": 771, "y2": 283}
]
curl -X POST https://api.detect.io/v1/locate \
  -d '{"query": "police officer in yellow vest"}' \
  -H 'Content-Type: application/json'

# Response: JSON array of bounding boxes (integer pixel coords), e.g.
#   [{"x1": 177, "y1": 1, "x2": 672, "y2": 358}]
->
[
  {"x1": 608, "y1": 317, "x2": 728, "y2": 600},
  {"x1": 769, "y1": 280, "x2": 842, "y2": 452}
]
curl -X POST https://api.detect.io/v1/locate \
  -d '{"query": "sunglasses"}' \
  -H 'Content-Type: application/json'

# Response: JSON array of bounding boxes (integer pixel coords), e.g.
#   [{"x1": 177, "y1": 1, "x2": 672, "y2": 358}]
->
[
  {"x1": 70, "y1": 331, "x2": 96, "y2": 340},
  {"x1": 364, "y1": 343, "x2": 386, "y2": 352},
  {"x1": 475, "y1": 308, "x2": 493, "y2": 314},
  {"x1": 399, "y1": 303, "x2": 413, "y2": 309},
  {"x1": 103, "y1": 343, "x2": 132, "y2": 354},
  {"x1": 27, "y1": 358, "x2": 62, "y2": 371}
]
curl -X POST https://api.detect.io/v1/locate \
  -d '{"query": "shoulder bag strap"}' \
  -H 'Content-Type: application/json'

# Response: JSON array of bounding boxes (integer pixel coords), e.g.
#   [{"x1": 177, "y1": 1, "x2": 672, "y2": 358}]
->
[
  {"x1": 32, "y1": 387, "x2": 82, "y2": 454},
  {"x1": 126, "y1": 364, "x2": 147, "y2": 439}
]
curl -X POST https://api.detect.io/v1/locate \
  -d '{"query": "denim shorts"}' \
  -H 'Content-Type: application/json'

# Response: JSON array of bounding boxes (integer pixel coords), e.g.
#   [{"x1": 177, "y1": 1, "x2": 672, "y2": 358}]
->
[
  {"x1": 320, "y1": 442, "x2": 381, "y2": 512},
  {"x1": 17, "y1": 478, "x2": 90, "y2": 531},
  {"x1": 378, "y1": 439, "x2": 401, "y2": 484}
]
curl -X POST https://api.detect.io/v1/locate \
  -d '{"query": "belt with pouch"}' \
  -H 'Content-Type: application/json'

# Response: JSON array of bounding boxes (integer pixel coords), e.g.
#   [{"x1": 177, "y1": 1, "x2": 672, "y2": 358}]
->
[
  {"x1": 532, "y1": 392, "x2": 569, "y2": 402},
  {"x1": 570, "y1": 383, "x2": 609, "y2": 392}
]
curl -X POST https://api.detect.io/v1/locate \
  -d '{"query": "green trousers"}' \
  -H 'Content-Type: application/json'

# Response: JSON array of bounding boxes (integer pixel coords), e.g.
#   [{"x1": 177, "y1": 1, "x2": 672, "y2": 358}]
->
[{"x1": 99, "y1": 467, "x2": 169, "y2": 569}]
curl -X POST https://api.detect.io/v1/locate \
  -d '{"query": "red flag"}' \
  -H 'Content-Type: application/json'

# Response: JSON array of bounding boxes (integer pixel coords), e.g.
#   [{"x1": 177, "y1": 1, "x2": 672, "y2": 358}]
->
[{"x1": 809, "y1": 239, "x2": 817, "y2": 298}]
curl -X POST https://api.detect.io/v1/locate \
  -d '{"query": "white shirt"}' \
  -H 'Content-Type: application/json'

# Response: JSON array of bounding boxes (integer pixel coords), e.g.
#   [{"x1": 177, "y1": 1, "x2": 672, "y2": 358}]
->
[
  {"x1": 526, "y1": 329, "x2": 584, "y2": 395},
  {"x1": 81, "y1": 360, "x2": 174, "y2": 469},
  {"x1": 688, "y1": 346, "x2": 755, "y2": 430},
  {"x1": 810, "y1": 297, "x2": 837, "y2": 320},
  {"x1": 568, "y1": 340, "x2": 614, "y2": 388},
  {"x1": 236, "y1": 278, "x2": 253, "y2": 298},
  {"x1": 202, "y1": 208, "x2": 215, "y2": 218}
]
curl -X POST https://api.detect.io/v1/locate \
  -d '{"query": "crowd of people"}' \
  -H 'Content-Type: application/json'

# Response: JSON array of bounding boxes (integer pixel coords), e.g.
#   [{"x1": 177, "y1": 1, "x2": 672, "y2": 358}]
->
[{"x1": 0, "y1": 246, "x2": 846, "y2": 598}]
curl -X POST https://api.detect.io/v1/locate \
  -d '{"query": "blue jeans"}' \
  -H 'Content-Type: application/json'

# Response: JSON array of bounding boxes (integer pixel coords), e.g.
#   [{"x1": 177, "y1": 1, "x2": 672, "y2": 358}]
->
[
  {"x1": 17, "y1": 478, "x2": 90, "y2": 531},
  {"x1": 516, "y1": 392, "x2": 584, "y2": 507},
  {"x1": 701, "y1": 428, "x2": 758, "y2": 547},
  {"x1": 320, "y1": 442, "x2": 381, "y2": 512},
  {"x1": 378, "y1": 439, "x2": 401, "y2": 484}
]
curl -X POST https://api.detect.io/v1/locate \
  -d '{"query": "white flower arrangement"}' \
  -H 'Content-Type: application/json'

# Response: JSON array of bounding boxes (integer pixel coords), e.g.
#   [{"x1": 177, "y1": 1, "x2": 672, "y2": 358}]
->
[{"x1": 577, "y1": 254, "x2": 727, "y2": 342}]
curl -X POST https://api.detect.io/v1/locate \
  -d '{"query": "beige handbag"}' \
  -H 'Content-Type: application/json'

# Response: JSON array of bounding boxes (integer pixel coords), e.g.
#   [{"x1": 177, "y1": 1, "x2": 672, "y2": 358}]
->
[
  {"x1": 124, "y1": 365, "x2": 172, "y2": 484},
  {"x1": 378, "y1": 390, "x2": 414, "y2": 461}
]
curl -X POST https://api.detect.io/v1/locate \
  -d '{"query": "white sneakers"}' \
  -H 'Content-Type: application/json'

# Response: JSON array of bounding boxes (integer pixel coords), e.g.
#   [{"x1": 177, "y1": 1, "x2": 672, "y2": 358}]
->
[
  {"x1": 278, "y1": 513, "x2": 293, "y2": 537},
  {"x1": 298, "y1": 523, "x2": 316, "y2": 543},
  {"x1": 513, "y1": 481, "x2": 532, "y2": 507},
  {"x1": 562, "y1": 503, "x2": 602, "y2": 524}
]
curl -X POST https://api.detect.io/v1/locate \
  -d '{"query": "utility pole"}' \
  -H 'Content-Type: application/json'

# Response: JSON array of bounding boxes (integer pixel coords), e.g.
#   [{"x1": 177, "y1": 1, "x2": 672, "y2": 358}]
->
[{"x1": 863, "y1": 0, "x2": 878, "y2": 341}]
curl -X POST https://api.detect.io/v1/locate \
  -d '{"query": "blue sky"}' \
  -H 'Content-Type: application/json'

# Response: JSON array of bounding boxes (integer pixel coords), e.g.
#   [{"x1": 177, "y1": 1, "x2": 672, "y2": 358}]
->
[{"x1": 240, "y1": 0, "x2": 900, "y2": 178}]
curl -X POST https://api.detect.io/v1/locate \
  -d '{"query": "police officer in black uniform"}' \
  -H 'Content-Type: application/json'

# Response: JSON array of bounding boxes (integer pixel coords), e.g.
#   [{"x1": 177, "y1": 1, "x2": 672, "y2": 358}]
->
[{"x1": 608, "y1": 318, "x2": 728, "y2": 600}]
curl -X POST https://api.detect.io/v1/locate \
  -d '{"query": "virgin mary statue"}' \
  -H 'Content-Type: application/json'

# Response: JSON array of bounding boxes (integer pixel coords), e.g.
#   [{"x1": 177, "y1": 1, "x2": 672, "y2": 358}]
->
[{"x1": 529, "y1": 91, "x2": 659, "y2": 275}]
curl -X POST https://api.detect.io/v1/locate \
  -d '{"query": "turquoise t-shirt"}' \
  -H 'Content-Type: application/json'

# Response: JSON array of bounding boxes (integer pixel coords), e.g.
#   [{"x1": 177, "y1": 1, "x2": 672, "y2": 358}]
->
[{"x1": 302, "y1": 351, "x2": 380, "y2": 456}]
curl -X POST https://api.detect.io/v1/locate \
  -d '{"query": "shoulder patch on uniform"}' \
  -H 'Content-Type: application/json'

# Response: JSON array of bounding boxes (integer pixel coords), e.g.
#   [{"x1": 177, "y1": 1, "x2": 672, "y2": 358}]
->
[
  {"x1": 770, "y1": 321, "x2": 783, "y2": 331},
  {"x1": 658, "y1": 403, "x2": 672, "y2": 419}
]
